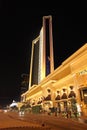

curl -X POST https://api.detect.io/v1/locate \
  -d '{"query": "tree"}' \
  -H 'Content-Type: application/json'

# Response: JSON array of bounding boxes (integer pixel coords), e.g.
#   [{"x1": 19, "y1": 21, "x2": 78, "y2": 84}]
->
[{"x1": 21, "y1": 74, "x2": 29, "y2": 94}]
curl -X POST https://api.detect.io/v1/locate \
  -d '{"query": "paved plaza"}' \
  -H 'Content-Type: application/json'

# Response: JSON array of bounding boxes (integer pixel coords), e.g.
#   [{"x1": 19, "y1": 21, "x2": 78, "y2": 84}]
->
[{"x1": 0, "y1": 111, "x2": 87, "y2": 130}]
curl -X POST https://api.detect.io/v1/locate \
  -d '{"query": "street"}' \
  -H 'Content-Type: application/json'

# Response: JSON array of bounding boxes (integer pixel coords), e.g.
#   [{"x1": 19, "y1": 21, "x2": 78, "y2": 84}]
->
[{"x1": 0, "y1": 111, "x2": 87, "y2": 130}]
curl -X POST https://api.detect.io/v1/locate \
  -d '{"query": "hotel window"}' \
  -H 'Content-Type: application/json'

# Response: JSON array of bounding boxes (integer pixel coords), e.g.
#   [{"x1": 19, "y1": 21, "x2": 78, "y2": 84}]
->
[
  {"x1": 83, "y1": 89, "x2": 87, "y2": 104},
  {"x1": 68, "y1": 86, "x2": 76, "y2": 98},
  {"x1": 61, "y1": 88, "x2": 67, "y2": 99},
  {"x1": 80, "y1": 88, "x2": 87, "y2": 104},
  {"x1": 55, "y1": 91, "x2": 60, "y2": 100}
]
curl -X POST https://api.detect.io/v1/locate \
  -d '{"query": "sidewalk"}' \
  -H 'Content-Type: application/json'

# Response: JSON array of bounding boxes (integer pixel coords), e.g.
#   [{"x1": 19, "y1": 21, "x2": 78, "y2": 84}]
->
[
  {"x1": 6, "y1": 111, "x2": 87, "y2": 125},
  {"x1": 78, "y1": 116, "x2": 87, "y2": 124},
  {"x1": 48, "y1": 112, "x2": 87, "y2": 124},
  {"x1": 0, "y1": 112, "x2": 50, "y2": 130},
  {"x1": 4, "y1": 111, "x2": 87, "y2": 130},
  {"x1": 23, "y1": 112, "x2": 87, "y2": 124}
]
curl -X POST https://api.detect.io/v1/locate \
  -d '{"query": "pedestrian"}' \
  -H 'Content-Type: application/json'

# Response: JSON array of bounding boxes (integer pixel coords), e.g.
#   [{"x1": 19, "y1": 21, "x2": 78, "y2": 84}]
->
[
  {"x1": 68, "y1": 110, "x2": 72, "y2": 118},
  {"x1": 73, "y1": 110, "x2": 77, "y2": 118},
  {"x1": 66, "y1": 112, "x2": 68, "y2": 118}
]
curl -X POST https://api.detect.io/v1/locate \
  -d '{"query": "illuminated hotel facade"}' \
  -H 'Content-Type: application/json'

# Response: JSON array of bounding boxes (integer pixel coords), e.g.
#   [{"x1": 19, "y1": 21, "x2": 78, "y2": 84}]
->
[{"x1": 21, "y1": 16, "x2": 87, "y2": 116}]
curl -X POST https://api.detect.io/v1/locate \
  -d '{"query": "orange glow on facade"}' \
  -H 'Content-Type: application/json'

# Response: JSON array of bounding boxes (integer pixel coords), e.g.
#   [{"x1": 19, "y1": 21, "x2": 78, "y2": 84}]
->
[{"x1": 21, "y1": 15, "x2": 87, "y2": 116}]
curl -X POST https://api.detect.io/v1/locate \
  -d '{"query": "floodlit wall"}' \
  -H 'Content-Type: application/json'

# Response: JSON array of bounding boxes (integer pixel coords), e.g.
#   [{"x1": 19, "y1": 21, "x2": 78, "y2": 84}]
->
[{"x1": 21, "y1": 43, "x2": 87, "y2": 116}]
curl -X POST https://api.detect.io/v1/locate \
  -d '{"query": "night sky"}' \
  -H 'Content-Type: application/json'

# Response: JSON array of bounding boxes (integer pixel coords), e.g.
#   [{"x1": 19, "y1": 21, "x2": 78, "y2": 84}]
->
[{"x1": 0, "y1": 2, "x2": 87, "y2": 106}]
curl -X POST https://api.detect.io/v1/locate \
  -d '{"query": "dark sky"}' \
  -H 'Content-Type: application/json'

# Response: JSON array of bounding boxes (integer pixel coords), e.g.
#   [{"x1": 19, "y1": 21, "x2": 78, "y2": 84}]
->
[{"x1": 0, "y1": 2, "x2": 87, "y2": 106}]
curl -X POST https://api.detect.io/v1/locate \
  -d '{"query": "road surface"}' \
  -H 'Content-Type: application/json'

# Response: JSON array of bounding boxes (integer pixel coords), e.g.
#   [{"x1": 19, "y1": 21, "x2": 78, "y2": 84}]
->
[{"x1": 0, "y1": 111, "x2": 87, "y2": 130}]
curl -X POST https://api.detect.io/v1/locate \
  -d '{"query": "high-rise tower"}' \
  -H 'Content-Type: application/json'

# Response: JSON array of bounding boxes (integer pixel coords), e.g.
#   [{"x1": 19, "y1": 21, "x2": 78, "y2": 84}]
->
[{"x1": 29, "y1": 15, "x2": 54, "y2": 89}]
